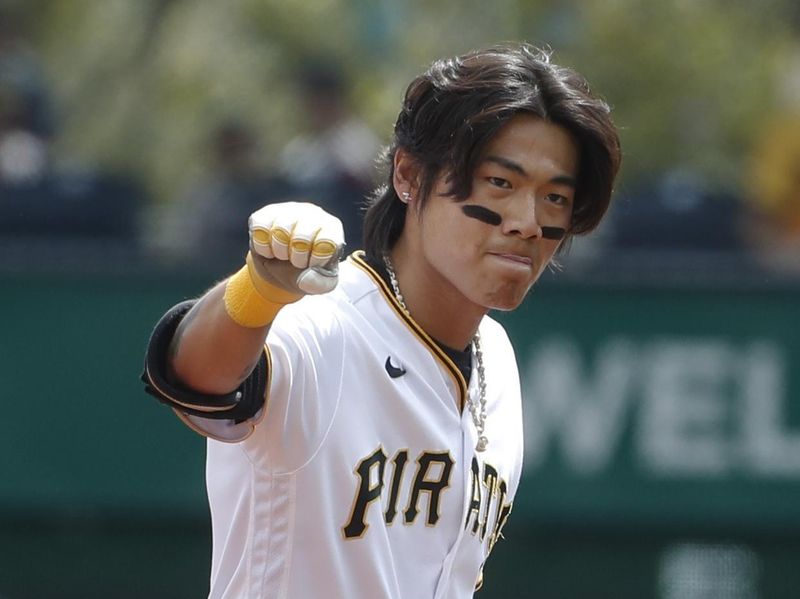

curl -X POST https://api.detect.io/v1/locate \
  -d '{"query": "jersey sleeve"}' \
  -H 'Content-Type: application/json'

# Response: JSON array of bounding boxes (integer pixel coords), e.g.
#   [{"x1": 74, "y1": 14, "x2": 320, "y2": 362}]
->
[
  {"x1": 238, "y1": 295, "x2": 347, "y2": 474},
  {"x1": 141, "y1": 300, "x2": 270, "y2": 443}
]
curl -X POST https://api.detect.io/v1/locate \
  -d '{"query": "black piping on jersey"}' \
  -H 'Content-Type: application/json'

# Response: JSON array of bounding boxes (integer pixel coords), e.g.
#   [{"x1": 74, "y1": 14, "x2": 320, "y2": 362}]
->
[
  {"x1": 142, "y1": 299, "x2": 271, "y2": 423},
  {"x1": 142, "y1": 301, "x2": 242, "y2": 414},
  {"x1": 350, "y1": 251, "x2": 469, "y2": 412},
  {"x1": 144, "y1": 361, "x2": 235, "y2": 413},
  {"x1": 171, "y1": 343, "x2": 273, "y2": 443}
]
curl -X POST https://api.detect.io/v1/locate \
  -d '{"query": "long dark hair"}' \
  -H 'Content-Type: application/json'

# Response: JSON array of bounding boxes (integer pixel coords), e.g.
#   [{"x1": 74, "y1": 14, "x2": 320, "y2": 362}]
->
[{"x1": 362, "y1": 43, "x2": 622, "y2": 260}]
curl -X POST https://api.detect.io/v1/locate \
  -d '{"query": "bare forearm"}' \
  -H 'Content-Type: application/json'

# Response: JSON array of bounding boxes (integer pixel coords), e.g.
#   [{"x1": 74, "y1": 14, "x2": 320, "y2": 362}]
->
[
  {"x1": 168, "y1": 281, "x2": 270, "y2": 395},
  {"x1": 161, "y1": 202, "x2": 343, "y2": 397}
]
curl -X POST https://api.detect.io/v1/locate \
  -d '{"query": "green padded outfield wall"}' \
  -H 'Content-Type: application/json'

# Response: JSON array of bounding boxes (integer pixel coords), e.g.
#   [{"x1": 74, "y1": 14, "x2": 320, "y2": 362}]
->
[{"x1": 1, "y1": 267, "x2": 798, "y2": 598}]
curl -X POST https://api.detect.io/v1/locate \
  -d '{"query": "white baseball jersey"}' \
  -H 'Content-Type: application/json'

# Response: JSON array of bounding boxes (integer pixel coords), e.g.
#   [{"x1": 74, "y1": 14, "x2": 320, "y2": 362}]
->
[{"x1": 178, "y1": 252, "x2": 525, "y2": 599}]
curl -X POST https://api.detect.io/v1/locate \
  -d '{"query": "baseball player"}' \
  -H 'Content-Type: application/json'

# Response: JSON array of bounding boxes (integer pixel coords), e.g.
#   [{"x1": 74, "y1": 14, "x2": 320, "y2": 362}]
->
[{"x1": 142, "y1": 43, "x2": 621, "y2": 598}]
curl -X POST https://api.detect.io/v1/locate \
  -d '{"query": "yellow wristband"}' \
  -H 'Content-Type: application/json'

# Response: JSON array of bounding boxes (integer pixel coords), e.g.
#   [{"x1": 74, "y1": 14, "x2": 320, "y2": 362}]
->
[{"x1": 223, "y1": 253, "x2": 302, "y2": 328}]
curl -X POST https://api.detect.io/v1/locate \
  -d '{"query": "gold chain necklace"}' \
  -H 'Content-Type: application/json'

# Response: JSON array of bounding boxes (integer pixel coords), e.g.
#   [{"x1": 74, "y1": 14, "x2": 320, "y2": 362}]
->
[{"x1": 383, "y1": 255, "x2": 489, "y2": 452}]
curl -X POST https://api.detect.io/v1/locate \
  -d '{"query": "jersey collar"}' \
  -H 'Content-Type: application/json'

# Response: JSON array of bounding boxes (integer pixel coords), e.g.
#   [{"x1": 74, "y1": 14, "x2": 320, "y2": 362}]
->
[{"x1": 349, "y1": 251, "x2": 469, "y2": 410}]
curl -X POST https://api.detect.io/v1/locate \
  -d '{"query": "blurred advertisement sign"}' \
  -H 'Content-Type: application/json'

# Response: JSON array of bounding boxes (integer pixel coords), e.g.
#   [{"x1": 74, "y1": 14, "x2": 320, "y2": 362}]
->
[{"x1": 499, "y1": 283, "x2": 800, "y2": 530}]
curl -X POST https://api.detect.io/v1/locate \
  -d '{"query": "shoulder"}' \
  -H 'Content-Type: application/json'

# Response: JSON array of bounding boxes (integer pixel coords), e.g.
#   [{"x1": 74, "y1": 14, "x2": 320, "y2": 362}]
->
[
  {"x1": 479, "y1": 314, "x2": 516, "y2": 356},
  {"x1": 479, "y1": 314, "x2": 521, "y2": 389},
  {"x1": 269, "y1": 292, "x2": 345, "y2": 347},
  {"x1": 266, "y1": 256, "x2": 374, "y2": 344},
  {"x1": 338, "y1": 252, "x2": 386, "y2": 304}
]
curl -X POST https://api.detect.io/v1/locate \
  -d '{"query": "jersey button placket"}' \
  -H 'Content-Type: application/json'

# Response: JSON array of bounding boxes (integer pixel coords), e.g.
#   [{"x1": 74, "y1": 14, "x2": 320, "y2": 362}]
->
[{"x1": 433, "y1": 386, "x2": 479, "y2": 599}]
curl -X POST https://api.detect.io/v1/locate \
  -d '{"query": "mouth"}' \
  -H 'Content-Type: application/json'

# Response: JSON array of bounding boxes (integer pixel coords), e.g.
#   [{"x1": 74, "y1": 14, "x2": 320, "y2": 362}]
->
[{"x1": 488, "y1": 252, "x2": 533, "y2": 268}]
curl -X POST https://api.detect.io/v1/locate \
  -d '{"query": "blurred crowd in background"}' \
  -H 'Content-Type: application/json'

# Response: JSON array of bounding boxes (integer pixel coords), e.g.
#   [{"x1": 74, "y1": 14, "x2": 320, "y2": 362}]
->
[
  {"x1": 2, "y1": 4, "x2": 799, "y2": 598},
  {"x1": 1, "y1": 0, "x2": 799, "y2": 279}
]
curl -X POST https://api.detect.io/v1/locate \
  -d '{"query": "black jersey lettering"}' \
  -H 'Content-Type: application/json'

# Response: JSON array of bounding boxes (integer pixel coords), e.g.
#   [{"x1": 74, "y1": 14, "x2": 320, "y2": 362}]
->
[
  {"x1": 464, "y1": 457, "x2": 482, "y2": 533},
  {"x1": 465, "y1": 459, "x2": 511, "y2": 547},
  {"x1": 479, "y1": 463, "x2": 499, "y2": 541},
  {"x1": 342, "y1": 446, "x2": 387, "y2": 539},
  {"x1": 404, "y1": 451, "x2": 454, "y2": 526},
  {"x1": 487, "y1": 479, "x2": 511, "y2": 552},
  {"x1": 384, "y1": 449, "x2": 409, "y2": 524}
]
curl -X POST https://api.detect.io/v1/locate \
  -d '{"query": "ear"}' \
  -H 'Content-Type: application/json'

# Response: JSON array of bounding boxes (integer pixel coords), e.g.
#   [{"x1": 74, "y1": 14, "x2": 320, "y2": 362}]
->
[{"x1": 392, "y1": 148, "x2": 421, "y2": 205}]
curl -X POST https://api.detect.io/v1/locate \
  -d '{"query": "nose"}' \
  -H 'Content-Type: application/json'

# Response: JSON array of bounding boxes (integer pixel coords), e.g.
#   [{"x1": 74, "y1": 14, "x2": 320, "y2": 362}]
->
[{"x1": 501, "y1": 193, "x2": 543, "y2": 239}]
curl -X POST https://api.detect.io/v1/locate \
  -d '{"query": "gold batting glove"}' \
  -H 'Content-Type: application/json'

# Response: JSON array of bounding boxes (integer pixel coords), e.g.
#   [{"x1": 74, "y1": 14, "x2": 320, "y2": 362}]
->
[{"x1": 224, "y1": 202, "x2": 346, "y2": 328}]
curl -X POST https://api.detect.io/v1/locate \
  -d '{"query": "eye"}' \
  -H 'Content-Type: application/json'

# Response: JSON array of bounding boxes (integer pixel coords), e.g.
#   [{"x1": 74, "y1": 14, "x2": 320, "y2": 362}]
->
[
  {"x1": 545, "y1": 193, "x2": 571, "y2": 206},
  {"x1": 487, "y1": 176, "x2": 511, "y2": 189}
]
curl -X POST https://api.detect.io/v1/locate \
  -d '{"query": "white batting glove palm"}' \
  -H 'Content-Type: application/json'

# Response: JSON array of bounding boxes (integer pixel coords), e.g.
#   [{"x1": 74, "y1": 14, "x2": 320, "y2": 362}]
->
[{"x1": 248, "y1": 202, "x2": 346, "y2": 295}]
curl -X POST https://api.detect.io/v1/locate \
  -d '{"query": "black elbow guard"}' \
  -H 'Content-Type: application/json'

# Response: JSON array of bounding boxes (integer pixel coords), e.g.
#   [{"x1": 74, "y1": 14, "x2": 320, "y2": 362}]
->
[{"x1": 141, "y1": 300, "x2": 268, "y2": 422}]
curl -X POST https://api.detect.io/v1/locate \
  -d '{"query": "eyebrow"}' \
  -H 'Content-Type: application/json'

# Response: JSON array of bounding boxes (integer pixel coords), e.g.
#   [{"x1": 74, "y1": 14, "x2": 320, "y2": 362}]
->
[{"x1": 484, "y1": 154, "x2": 577, "y2": 189}]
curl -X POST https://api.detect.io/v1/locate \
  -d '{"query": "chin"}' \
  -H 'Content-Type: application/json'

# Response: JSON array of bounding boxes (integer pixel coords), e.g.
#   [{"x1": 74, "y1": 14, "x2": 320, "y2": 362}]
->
[
  {"x1": 481, "y1": 285, "x2": 530, "y2": 312},
  {"x1": 487, "y1": 298, "x2": 525, "y2": 312}
]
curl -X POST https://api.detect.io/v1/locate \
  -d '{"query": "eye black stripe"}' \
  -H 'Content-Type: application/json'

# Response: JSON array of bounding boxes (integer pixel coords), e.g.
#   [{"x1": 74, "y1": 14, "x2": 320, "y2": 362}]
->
[
  {"x1": 541, "y1": 226, "x2": 566, "y2": 240},
  {"x1": 463, "y1": 204, "x2": 565, "y2": 240},
  {"x1": 461, "y1": 205, "x2": 502, "y2": 226}
]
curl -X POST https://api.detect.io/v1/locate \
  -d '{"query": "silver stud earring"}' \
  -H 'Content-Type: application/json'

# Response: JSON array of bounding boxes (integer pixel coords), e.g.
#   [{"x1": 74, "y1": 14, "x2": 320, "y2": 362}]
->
[{"x1": 401, "y1": 191, "x2": 412, "y2": 203}]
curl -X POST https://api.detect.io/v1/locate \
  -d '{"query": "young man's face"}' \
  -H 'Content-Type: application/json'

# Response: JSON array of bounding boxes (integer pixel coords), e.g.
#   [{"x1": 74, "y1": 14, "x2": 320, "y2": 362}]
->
[{"x1": 406, "y1": 114, "x2": 579, "y2": 312}]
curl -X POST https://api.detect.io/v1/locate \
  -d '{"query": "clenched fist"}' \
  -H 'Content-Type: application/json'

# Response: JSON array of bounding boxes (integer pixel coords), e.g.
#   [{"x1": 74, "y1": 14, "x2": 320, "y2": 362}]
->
[{"x1": 248, "y1": 202, "x2": 346, "y2": 295}]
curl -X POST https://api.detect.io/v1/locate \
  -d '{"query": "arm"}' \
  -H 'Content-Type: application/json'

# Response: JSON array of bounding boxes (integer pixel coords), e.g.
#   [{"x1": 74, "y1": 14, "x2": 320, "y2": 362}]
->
[
  {"x1": 145, "y1": 201, "x2": 345, "y2": 419},
  {"x1": 167, "y1": 280, "x2": 272, "y2": 395}
]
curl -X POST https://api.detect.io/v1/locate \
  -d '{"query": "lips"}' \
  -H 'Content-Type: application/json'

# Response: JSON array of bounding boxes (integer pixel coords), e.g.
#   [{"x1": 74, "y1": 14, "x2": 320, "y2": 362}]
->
[{"x1": 488, "y1": 252, "x2": 533, "y2": 266}]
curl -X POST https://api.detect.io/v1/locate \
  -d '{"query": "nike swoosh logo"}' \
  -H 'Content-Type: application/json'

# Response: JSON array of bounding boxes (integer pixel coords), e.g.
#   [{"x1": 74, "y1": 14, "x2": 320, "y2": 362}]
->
[{"x1": 385, "y1": 356, "x2": 407, "y2": 379}]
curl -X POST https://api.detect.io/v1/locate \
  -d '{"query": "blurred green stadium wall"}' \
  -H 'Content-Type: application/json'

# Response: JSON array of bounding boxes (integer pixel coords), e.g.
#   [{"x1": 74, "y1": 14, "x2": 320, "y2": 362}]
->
[{"x1": 0, "y1": 268, "x2": 798, "y2": 598}]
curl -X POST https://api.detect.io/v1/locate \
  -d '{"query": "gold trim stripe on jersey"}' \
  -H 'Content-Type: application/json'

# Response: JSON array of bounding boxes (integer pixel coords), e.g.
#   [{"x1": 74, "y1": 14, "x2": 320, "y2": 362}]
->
[{"x1": 350, "y1": 251, "x2": 468, "y2": 412}]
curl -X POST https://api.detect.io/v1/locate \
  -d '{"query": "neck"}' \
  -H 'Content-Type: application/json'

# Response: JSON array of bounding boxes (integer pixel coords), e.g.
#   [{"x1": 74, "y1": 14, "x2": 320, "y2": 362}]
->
[{"x1": 387, "y1": 244, "x2": 486, "y2": 350}]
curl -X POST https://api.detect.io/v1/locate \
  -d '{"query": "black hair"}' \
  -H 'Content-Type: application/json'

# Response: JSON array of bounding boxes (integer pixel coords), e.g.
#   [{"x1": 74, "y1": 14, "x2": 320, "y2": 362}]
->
[{"x1": 362, "y1": 43, "x2": 621, "y2": 260}]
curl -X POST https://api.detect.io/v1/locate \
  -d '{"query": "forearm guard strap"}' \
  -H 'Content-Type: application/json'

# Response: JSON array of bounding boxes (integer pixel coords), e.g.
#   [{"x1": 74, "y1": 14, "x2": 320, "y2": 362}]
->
[{"x1": 141, "y1": 300, "x2": 267, "y2": 422}]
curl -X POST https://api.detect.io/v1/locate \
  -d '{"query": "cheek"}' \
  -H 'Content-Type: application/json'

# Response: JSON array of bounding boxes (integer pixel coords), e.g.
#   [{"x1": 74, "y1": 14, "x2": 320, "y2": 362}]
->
[
  {"x1": 422, "y1": 209, "x2": 483, "y2": 258},
  {"x1": 420, "y1": 216, "x2": 490, "y2": 298}
]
